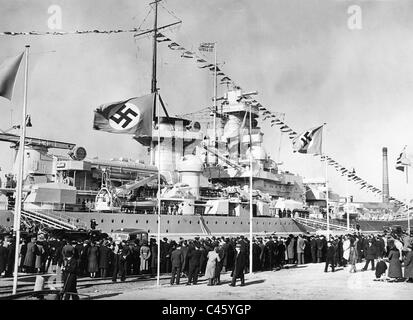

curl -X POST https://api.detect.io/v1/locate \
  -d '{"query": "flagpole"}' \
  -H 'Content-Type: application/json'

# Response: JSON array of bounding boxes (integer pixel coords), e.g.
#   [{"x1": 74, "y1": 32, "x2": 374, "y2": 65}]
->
[
  {"x1": 324, "y1": 123, "x2": 330, "y2": 237},
  {"x1": 156, "y1": 93, "x2": 161, "y2": 287},
  {"x1": 12, "y1": 45, "x2": 29, "y2": 295},
  {"x1": 249, "y1": 103, "x2": 253, "y2": 276},
  {"x1": 213, "y1": 42, "x2": 217, "y2": 165}
]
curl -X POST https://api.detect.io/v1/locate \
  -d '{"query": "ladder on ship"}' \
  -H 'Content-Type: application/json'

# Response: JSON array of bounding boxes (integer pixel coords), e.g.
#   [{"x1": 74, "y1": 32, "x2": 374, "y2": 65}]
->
[
  {"x1": 293, "y1": 217, "x2": 357, "y2": 233},
  {"x1": 17, "y1": 209, "x2": 86, "y2": 230}
]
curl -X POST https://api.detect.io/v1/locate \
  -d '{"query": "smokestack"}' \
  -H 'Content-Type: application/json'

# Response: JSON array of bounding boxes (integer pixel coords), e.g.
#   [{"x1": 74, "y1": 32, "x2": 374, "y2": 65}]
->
[{"x1": 382, "y1": 147, "x2": 389, "y2": 203}]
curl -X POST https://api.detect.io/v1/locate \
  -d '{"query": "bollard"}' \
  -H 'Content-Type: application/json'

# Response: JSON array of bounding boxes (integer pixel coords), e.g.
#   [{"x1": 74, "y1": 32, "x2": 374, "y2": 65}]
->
[{"x1": 34, "y1": 275, "x2": 44, "y2": 292}]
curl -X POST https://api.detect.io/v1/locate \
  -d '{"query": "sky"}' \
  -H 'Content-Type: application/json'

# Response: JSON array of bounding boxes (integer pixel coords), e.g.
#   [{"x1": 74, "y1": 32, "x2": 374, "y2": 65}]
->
[{"x1": 1, "y1": 0, "x2": 413, "y2": 202}]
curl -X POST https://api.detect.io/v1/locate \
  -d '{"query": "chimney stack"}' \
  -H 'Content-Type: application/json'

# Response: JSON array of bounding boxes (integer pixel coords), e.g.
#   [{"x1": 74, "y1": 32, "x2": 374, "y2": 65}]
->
[{"x1": 382, "y1": 147, "x2": 390, "y2": 203}]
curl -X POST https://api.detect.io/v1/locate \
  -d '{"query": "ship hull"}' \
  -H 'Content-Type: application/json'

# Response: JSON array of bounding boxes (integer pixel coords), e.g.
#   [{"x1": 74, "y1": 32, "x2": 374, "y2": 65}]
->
[{"x1": 0, "y1": 210, "x2": 306, "y2": 238}]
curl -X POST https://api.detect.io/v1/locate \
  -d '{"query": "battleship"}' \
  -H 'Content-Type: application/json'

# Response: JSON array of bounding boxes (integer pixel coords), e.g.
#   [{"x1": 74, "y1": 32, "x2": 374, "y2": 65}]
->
[{"x1": 0, "y1": 1, "x2": 411, "y2": 238}]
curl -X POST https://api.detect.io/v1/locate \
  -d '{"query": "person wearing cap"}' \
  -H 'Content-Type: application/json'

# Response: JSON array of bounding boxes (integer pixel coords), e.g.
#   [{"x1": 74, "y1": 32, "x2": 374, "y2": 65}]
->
[
  {"x1": 170, "y1": 244, "x2": 184, "y2": 285},
  {"x1": 404, "y1": 244, "x2": 413, "y2": 282},
  {"x1": 230, "y1": 243, "x2": 246, "y2": 287},
  {"x1": 61, "y1": 250, "x2": 79, "y2": 300}
]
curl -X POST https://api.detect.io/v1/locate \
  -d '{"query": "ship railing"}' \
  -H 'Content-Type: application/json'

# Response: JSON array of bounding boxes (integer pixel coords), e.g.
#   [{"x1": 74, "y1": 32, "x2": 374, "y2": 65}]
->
[
  {"x1": 22, "y1": 204, "x2": 88, "y2": 229},
  {"x1": 293, "y1": 216, "x2": 357, "y2": 232},
  {"x1": 20, "y1": 210, "x2": 77, "y2": 230}
]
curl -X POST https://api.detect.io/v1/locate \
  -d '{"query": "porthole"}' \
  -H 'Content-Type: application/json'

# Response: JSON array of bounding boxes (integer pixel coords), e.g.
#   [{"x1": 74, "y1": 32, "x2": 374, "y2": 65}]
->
[
  {"x1": 206, "y1": 221, "x2": 208, "y2": 224},
  {"x1": 215, "y1": 221, "x2": 217, "y2": 224},
  {"x1": 121, "y1": 220, "x2": 124, "y2": 223},
  {"x1": 111, "y1": 219, "x2": 114, "y2": 223},
  {"x1": 178, "y1": 221, "x2": 180, "y2": 224},
  {"x1": 233, "y1": 222, "x2": 235, "y2": 224},
  {"x1": 136, "y1": 220, "x2": 138, "y2": 223},
  {"x1": 167, "y1": 220, "x2": 170, "y2": 224},
  {"x1": 76, "y1": 219, "x2": 79, "y2": 223},
  {"x1": 101, "y1": 219, "x2": 104, "y2": 223},
  {"x1": 189, "y1": 221, "x2": 192, "y2": 224},
  {"x1": 225, "y1": 221, "x2": 227, "y2": 225},
  {"x1": 240, "y1": 222, "x2": 243, "y2": 225},
  {"x1": 198, "y1": 221, "x2": 200, "y2": 224},
  {"x1": 166, "y1": 229, "x2": 168, "y2": 233},
  {"x1": 6, "y1": 218, "x2": 10, "y2": 222},
  {"x1": 146, "y1": 220, "x2": 149, "y2": 224}
]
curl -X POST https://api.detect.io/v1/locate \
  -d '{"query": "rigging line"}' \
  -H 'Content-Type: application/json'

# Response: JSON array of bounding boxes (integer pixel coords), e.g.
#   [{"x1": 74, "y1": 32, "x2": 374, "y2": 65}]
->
[
  {"x1": 137, "y1": 6, "x2": 154, "y2": 31},
  {"x1": 159, "y1": 1, "x2": 182, "y2": 22}
]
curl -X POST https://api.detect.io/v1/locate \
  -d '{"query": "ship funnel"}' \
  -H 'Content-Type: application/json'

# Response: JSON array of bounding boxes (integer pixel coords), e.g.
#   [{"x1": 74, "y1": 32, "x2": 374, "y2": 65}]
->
[{"x1": 382, "y1": 147, "x2": 390, "y2": 203}]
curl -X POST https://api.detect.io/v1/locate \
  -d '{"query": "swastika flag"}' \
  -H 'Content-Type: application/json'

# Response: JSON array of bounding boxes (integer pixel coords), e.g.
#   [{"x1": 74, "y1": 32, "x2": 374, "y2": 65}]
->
[
  {"x1": 292, "y1": 125, "x2": 323, "y2": 154},
  {"x1": 93, "y1": 93, "x2": 153, "y2": 136}
]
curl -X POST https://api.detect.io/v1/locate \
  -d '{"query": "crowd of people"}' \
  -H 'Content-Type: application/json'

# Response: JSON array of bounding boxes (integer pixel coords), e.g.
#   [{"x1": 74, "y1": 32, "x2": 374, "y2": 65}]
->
[{"x1": 1, "y1": 230, "x2": 412, "y2": 299}]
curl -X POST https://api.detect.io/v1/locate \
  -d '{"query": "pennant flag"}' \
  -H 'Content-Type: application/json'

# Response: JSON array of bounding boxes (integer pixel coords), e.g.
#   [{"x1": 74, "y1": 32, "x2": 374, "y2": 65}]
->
[
  {"x1": 0, "y1": 52, "x2": 24, "y2": 100},
  {"x1": 198, "y1": 63, "x2": 214, "y2": 69},
  {"x1": 396, "y1": 147, "x2": 411, "y2": 172},
  {"x1": 280, "y1": 125, "x2": 291, "y2": 132},
  {"x1": 292, "y1": 125, "x2": 323, "y2": 154},
  {"x1": 167, "y1": 42, "x2": 181, "y2": 50},
  {"x1": 93, "y1": 93, "x2": 153, "y2": 136}
]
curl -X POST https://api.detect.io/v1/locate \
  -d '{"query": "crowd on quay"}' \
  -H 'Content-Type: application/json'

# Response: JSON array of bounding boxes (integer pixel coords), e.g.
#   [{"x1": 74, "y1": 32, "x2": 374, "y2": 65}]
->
[{"x1": 1, "y1": 230, "x2": 413, "y2": 299}]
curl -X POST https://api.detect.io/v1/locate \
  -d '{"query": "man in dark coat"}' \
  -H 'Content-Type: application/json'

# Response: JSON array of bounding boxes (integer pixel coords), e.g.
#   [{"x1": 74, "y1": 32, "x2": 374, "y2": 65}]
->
[
  {"x1": 316, "y1": 236, "x2": 324, "y2": 263},
  {"x1": 5, "y1": 238, "x2": 15, "y2": 277},
  {"x1": 23, "y1": 237, "x2": 38, "y2": 273},
  {"x1": 310, "y1": 236, "x2": 317, "y2": 263},
  {"x1": 0, "y1": 239, "x2": 7, "y2": 276},
  {"x1": 258, "y1": 239, "x2": 266, "y2": 271},
  {"x1": 170, "y1": 244, "x2": 184, "y2": 285},
  {"x1": 266, "y1": 237, "x2": 275, "y2": 270},
  {"x1": 221, "y1": 238, "x2": 229, "y2": 272},
  {"x1": 187, "y1": 245, "x2": 201, "y2": 285},
  {"x1": 324, "y1": 241, "x2": 336, "y2": 272},
  {"x1": 230, "y1": 243, "x2": 246, "y2": 286},
  {"x1": 98, "y1": 242, "x2": 111, "y2": 278},
  {"x1": 61, "y1": 251, "x2": 79, "y2": 300},
  {"x1": 362, "y1": 240, "x2": 377, "y2": 271}
]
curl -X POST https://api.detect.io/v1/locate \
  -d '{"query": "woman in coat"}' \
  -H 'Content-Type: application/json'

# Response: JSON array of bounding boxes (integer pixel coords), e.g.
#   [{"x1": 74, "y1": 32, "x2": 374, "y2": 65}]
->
[
  {"x1": 348, "y1": 243, "x2": 358, "y2": 273},
  {"x1": 387, "y1": 246, "x2": 402, "y2": 279},
  {"x1": 87, "y1": 242, "x2": 99, "y2": 278},
  {"x1": 205, "y1": 246, "x2": 221, "y2": 286},
  {"x1": 286, "y1": 235, "x2": 295, "y2": 264},
  {"x1": 35, "y1": 242, "x2": 45, "y2": 273},
  {"x1": 139, "y1": 241, "x2": 151, "y2": 273},
  {"x1": 23, "y1": 237, "x2": 37, "y2": 273},
  {"x1": 404, "y1": 245, "x2": 413, "y2": 282}
]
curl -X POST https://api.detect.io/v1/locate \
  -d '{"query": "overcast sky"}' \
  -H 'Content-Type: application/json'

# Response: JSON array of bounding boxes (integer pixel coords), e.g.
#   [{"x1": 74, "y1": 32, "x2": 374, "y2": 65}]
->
[{"x1": 1, "y1": 0, "x2": 413, "y2": 202}]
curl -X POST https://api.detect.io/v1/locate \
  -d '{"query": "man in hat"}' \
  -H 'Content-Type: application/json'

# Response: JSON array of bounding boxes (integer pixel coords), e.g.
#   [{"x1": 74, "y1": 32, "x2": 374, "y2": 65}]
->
[
  {"x1": 187, "y1": 244, "x2": 201, "y2": 285},
  {"x1": 230, "y1": 243, "x2": 246, "y2": 287},
  {"x1": 324, "y1": 241, "x2": 336, "y2": 272},
  {"x1": 61, "y1": 250, "x2": 79, "y2": 300},
  {"x1": 170, "y1": 244, "x2": 184, "y2": 285}
]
